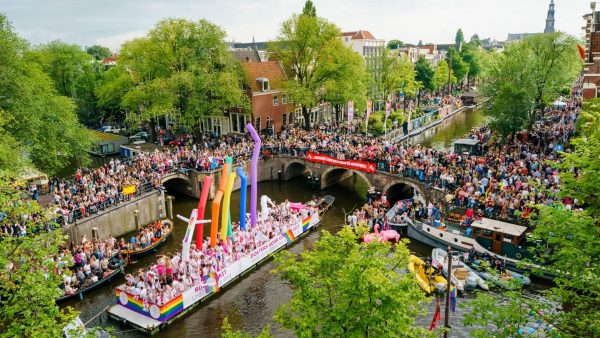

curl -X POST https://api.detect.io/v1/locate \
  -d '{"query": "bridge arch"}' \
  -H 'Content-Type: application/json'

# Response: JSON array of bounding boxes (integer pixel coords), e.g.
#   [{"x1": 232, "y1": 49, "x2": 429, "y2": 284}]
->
[
  {"x1": 383, "y1": 179, "x2": 427, "y2": 205},
  {"x1": 161, "y1": 173, "x2": 193, "y2": 196},
  {"x1": 283, "y1": 160, "x2": 313, "y2": 180},
  {"x1": 320, "y1": 167, "x2": 373, "y2": 190}
]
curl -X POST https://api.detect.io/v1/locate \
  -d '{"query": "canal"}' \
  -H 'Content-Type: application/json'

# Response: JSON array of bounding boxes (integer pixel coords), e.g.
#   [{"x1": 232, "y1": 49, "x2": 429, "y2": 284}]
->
[
  {"x1": 70, "y1": 108, "x2": 502, "y2": 337},
  {"x1": 411, "y1": 107, "x2": 486, "y2": 151}
]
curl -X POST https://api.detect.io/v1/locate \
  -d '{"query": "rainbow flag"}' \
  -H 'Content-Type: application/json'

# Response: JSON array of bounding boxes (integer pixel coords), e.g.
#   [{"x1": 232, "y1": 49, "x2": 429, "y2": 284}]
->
[
  {"x1": 283, "y1": 229, "x2": 295, "y2": 243},
  {"x1": 206, "y1": 272, "x2": 220, "y2": 292},
  {"x1": 302, "y1": 216, "x2": 311, "y2": 232}
]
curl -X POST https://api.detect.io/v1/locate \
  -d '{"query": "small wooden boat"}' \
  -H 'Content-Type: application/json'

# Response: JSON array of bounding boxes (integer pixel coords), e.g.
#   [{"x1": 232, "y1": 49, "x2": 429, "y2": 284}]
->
[
  {"x1": 57, "y1": 255, "x2": 125, "y2": 303},
  {"x1": 407, "y1": 255, "x2": 447, "y2": 295},
  {"x1": 121, "y1": 219, "x2": 173, "y2": 261}
]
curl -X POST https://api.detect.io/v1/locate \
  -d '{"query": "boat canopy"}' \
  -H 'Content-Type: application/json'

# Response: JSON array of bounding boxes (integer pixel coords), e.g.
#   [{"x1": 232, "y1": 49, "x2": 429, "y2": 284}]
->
[{"x1": 470, "y1": 218, "x2": 528, "y2": 237}]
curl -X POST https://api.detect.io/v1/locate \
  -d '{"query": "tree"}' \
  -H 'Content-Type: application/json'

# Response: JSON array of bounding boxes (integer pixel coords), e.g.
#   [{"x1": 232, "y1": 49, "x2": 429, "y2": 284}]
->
[
  {"x1": 269, "y1": 2, "x2": 366, "y2": 129},
  {"x1": 272, "y1": 227, "x2": 432, "y2": 337},
  {"x1": 321, "y1": 45, "x2": 369, "y2": 118},
  {"x1": 415, "y1": 57, "x2": 435, "y2": 92},
  {"x1": 418, "y1": 40, "x2": 423, "y2": 46},
  {"x1": 302, "y1": 0, "x2": 316, "y2": 17},
  {"x1": 221, "y1": 317, "x2": 272, "y2": 338},
  {"x1": 461, "y1": 42, "x2": 484, "y2": 85},
  {"x1": 455, "y1": 28, "x2": 465, "y2": 49},
  {"x1": 433, "y1": 60, "x2": 454, "y2": 92},
  {"x1": 372, "y1": 51, "x2": 417, "y2": 108},
  {"x1": 446, "y1": 47, "x2": 469, "y2": 87},
  {"x1": 98, "y1": 18, "x2": 248, "y2": 135},
  {"x1": 28, "y1": 41, "x2": 102, "y2": 125},
  {"x1": 483, "y1": 32, "x2": 581, "y2": 133},
  {"x1": 85, "y1": 44, "x2": 111, "y2": 60},
  {"x1": 470, "y1": 34, "x2": 481, "y2": 46},
  {"x1": 0, "y1": 14, "x2": 91, "y2": 175},
  {"x1": 387, "y1": 39, "x2": 404, "y2": 50},
  {"x1": 0, "y1": 175, "x2": 77, "y2": 337}
]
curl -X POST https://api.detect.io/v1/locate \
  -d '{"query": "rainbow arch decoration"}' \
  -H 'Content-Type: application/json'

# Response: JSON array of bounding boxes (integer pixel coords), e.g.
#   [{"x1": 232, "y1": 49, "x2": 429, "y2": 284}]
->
[{"x1": 116, "y1": 289, "x2": 183, "y2": 322}]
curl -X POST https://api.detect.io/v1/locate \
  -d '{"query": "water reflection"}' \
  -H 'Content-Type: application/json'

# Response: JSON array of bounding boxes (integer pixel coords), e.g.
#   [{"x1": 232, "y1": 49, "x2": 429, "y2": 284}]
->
[{"x1": 411, "y1": 108, "x2": 486, "y2": 151}]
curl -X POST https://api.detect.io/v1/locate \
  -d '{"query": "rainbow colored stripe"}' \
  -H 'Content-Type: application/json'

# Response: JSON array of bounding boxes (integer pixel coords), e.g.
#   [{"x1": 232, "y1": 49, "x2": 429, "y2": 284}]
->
[
  {"x1": 283, "y1": 229, "x2": 295, "y2": 243},
  {"x1": 116, "y1": 289, "x2": 184, "y2": 322},
  {"x1": 302, "y1": 217, "x2": 311, "y2": 232}
]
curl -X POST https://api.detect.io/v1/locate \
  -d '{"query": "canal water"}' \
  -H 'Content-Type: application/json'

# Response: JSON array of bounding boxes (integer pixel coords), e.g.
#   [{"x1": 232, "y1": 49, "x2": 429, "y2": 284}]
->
[
  {"x1": 411, "y1": 108, "x2": 486, "y2": 151},
  {"x1": 68, "y1": 108, "x2": 508, "y2": 337}
]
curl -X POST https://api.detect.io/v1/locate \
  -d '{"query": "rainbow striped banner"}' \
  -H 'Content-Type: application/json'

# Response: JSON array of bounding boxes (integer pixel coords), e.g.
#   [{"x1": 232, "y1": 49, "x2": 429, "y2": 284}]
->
[
  {"x1": 282, "y1": 229, "x2": 295, "y2": 243},
  {"x1": 116, "y1": 289, "x2": 184, "y2": 322},
  {"x1": 302, "y1": 217, "x2": 311, "y2": 232}
]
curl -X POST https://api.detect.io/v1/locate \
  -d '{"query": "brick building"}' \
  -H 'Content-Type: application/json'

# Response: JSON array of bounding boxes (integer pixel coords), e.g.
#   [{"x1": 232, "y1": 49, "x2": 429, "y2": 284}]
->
[
  {"x1": 583, "y1": 2, "x2": 600, "y2": 99},
  {"x1": 239, "y1": 60, "x2": 294, "y2": 133}
]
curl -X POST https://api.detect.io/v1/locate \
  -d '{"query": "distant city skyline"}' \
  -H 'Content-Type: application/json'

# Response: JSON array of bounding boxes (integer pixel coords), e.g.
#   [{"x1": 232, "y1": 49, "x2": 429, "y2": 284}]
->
[{"x1": 0, "y1": 0, "x2": 590, "y2": 51}]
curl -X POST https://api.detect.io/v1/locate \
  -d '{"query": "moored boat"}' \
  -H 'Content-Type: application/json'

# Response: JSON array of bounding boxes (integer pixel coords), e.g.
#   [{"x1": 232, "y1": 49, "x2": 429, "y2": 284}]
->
[
  {"x1": 57, "y1": 254, "x2": 126, "y2": 303},
  {"x1": 432, "y1": 248, "x2": 488, "y2": 292},
  {"x1": 406, "y1": 216, "x2": 557, "y2": 281},
  {"x1": 467, "y1": 259, "x2": 531, "y2": 289},
  {"x1": 121, "y1": 219, "x2": 173, "y2": 261},
  {"x1": 407, "y1": 255, "x2": 447, "y2": 295}
]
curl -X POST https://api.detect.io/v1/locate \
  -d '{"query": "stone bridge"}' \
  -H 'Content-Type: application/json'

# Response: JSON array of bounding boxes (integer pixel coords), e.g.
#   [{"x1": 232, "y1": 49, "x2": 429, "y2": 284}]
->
[{"x1": 161, "y1": 156, "x2": 444, "y2": 205}]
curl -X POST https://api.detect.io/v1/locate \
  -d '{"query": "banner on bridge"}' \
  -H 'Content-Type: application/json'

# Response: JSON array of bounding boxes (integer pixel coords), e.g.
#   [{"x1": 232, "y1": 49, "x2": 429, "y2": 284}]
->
[{"x1": 305, "y1": 152, "x2": 376, "y2": 173}]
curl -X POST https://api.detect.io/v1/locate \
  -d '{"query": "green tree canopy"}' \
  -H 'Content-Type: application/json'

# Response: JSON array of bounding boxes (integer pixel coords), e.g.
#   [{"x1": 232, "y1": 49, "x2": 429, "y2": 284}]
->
[
  {"x1": 387, "y1": 39, "x2": 404, "y2": 50},
  {"x1": 273, "y1": 226, "x2": 432, "y2": 337},
  {"x1": 301, "y1": 0, "x2": 316, "y2": 17},
  {"x1": 483, "y1": 32, "x2": 581, "y2": 135},
  {"x1": 433, "y1": 59, "x2": 454, "y2": 92},
  {"x1": 0, "y1": 175, "x2": 77, "y2": 337},
  {"x1": 0, "y1": 14, "x2": 91, "y2": 175},
  {"x1": 415, "y1": 57, "x2": 435, "y2": 92},
  {"x1": 85, "y1": 44, "x2": 111, "y2": 60},
  {"x1": 269, "y1": 4, "x2": 367, "y2": 129},
  {"x1": 455, "y1": 28, "x2": 465, "y2": 48},
  {"x1": 446, "y1": 47, "x2": 469, "y2": 84},
  {"x1": 28, "y1": 40, "x2": 102, "y2": 125},
  {"x1": 97, "y1": 18, "x2": 248, "y2": 132},
  {"x1": 373, "y1": 51, "x2": 418, "y2": 104}
]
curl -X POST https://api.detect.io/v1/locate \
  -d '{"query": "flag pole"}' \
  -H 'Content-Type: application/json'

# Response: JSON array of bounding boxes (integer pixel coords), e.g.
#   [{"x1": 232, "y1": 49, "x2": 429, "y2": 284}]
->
[{"x1": 444, "y1": 245, "x2": 452, "y2": 338}]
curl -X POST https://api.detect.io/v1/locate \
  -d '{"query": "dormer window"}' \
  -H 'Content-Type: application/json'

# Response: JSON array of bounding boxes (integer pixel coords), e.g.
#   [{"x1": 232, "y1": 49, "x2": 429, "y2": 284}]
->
[{"x1": 257, "y1": 77, "x2": 269, "y2": 92}]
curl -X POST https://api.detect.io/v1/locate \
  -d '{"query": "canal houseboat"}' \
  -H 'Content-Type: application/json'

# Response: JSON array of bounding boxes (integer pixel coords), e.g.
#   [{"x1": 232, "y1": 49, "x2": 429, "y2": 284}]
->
[
  {"x1": 107, "y1": 196, "x2": 334, "y2": 335},
  {"x1": 407, "y1": 217, "x2": 556, "y2": 281}
]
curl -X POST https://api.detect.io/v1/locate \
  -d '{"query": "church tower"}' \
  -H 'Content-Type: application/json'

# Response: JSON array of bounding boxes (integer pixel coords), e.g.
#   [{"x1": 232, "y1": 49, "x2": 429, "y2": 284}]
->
[{"x1": 544, "y1": 0, "x2": 556, "y2": 33}]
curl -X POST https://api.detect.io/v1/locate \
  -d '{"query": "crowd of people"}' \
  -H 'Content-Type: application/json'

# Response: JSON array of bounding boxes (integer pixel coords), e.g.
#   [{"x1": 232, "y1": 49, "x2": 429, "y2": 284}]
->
[
  {"x1": 118, "y1": 220, "x2": 170, "y2": 251},
  {"x1": 28, "y1": 90, "x2": 579, "y2": 229},
  {"x1": 119, "y1": 200, "x2": 314, "y2": 306},
  {"x1": 57, "y1": 235, "x2": 122, "y2": 297}
]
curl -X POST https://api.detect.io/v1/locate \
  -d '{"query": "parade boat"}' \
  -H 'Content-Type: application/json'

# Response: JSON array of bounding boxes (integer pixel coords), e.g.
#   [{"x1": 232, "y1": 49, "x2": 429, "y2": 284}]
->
[
  {"x1": 107, "y1": 196, "x2": 334, "y2": 335},
  {"x1": 406, "y1": 217, "x2": 557, "y2": 281},
  {"x1": 56, "y1": 253, "x2": 126, "y2": 303},
  {"x1": 121, "y1": 219, "x2": 173, "y2": 261}
]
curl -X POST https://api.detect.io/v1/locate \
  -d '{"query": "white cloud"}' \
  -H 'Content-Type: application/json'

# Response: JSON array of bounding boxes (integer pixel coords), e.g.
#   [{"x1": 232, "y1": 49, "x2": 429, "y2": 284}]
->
[
  {"x1": 95, "y1": 30, "x2": 146, "y2": 51},
  {"x1": 0, "y1": 0, "x2": 590, "y2": 49}
]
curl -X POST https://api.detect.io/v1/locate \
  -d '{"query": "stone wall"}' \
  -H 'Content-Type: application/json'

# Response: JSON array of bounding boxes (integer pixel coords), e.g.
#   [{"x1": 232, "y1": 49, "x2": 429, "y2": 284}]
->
[{"x1": 62, "y1": 190, "x2": 166, "y2": 244}]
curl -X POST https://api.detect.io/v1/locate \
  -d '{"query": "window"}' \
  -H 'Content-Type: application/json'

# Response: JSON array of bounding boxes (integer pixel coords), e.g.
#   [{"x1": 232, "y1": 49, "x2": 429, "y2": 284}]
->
[
  {"x1": 282, "y1": 113, "x2": 287, "y2": 126},
  {"x1": 255, "y1": 117, "x2": 261, "y2": 131},
  {"x1": 273, "y1": 95, "x2": 279, "y2": 106},
  {"x1": 282, "y1": 94, "x2": 287, "y2": 104},
  {"x1": 262, "y1": 80, "x2": 269, "y2": 91}
]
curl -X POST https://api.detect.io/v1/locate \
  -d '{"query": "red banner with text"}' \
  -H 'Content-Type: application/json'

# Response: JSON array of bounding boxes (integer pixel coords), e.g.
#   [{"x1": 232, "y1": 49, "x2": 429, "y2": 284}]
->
[{"x1": 305, "y1": 152, "x2": 376, "y2": 173}]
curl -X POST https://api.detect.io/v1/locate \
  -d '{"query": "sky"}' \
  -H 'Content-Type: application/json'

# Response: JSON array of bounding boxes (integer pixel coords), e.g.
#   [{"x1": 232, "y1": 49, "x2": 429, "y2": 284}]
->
[{"x1": 0, "y1": 0, "x2": 591, "y2": 51}]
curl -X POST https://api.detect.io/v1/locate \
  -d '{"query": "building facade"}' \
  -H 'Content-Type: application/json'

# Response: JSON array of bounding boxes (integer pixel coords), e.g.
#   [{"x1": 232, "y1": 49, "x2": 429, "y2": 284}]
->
[{"x1": 582, "y1": 2, "x2": 600, "y2": 99}]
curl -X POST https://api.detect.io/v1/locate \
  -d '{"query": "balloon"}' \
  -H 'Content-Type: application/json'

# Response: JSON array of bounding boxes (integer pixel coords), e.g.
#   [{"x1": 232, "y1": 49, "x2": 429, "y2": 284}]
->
[
  {"x1": 195, "y1": 175, "x2": 212, "y2": 249},
  {"x1": 236, "y1": 166, "x2": 248, "y2": 231},
  {"x1": 225, "y1": 157, "x2": 233, "y2": 236},
  {"x1": 221, "y1": 172, "x2": 236, "y2": 241},
  {"x1": 219, "y1": 163, "x2": 230, "y2": 192},
  {"x1": 245, "y1": 123, "x2": 261, "y2": 227},
  {"x1": 210, "y1": 191, "x2": 223, "y2": 248}
]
